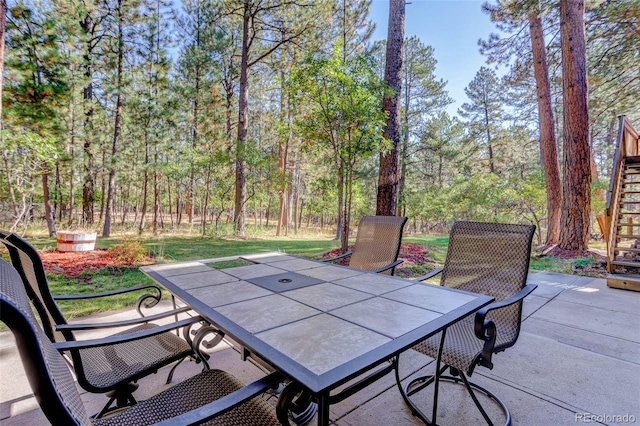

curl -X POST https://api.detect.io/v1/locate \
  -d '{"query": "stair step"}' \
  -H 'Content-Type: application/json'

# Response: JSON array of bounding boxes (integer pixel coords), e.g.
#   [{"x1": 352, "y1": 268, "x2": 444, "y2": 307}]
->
[
  {"x1": 616, "y1": 223, "x2": 640, "y2": 227},
  {"x1": 614, "y1": 247, "x2": 640, "y2": 253},
  {"x1": 607, "y1": 273, "x2": 640, "y2": 291},
  {"x1": 611, "y1": 260, "x2": 640, "y2": 268},
  {"x1": 616, "y1": 234, "x2": 640, "y2": 239}
]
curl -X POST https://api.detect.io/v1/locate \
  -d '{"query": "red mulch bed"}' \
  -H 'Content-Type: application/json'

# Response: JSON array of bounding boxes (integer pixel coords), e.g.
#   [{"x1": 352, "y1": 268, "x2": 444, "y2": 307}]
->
[
  {"x1": 40, "y1": 249, "x2": 150, "y2": 278},
  {"x1": 40, "y1": 243, "x2": 433, "y2": 279}
]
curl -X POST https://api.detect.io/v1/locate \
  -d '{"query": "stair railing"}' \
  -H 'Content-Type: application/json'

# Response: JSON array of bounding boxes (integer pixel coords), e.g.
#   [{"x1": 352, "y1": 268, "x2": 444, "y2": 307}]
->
[{"x1": 605, "y1": 116, "x2": 639, "y2": 272}]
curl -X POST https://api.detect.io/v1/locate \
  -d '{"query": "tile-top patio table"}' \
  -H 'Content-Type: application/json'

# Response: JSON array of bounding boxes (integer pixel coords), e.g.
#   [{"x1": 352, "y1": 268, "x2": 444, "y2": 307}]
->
[{"x1": 141, "y1": 252, "x2": 494, "y2": 425}]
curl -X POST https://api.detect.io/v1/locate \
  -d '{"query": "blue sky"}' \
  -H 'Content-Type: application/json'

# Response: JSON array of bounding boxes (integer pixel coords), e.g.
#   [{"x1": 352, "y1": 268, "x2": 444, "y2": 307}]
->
[{"x1": 368, "y1": 0, "x2": 500, "y2": 115}]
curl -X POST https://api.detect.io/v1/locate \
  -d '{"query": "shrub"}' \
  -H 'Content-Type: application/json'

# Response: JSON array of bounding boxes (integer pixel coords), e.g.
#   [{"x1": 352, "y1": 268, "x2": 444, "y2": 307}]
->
[{"x1": 107, "y1": 239, "x2": 148, "y2": 265}]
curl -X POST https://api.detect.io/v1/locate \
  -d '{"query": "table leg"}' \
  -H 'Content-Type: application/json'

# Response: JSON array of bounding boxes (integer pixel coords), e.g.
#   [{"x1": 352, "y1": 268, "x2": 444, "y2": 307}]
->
[
  {"x1": 317, "y1": 392, "x2": 330, "y2": 426},
  {"x1": 432, "y1": 328, "x2": 447, "y2": 424}
]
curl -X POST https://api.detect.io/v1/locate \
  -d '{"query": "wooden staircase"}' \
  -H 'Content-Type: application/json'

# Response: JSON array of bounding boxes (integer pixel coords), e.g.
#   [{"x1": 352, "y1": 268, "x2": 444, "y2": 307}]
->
[{"x1": 605, "y1": 117, "x2": 640, "y2": 291}]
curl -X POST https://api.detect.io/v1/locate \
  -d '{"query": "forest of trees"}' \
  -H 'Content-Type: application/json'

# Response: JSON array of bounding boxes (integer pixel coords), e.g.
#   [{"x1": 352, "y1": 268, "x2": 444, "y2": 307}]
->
[{"x1": 0, "y1": 0, "x2": 638, "y2": 249}]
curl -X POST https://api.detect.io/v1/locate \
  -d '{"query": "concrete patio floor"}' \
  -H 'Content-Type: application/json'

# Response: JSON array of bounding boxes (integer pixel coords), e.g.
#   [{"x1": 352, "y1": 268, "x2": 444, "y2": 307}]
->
[{"x1": 1, "y1": 271, "x2": 638, "y2": 425}]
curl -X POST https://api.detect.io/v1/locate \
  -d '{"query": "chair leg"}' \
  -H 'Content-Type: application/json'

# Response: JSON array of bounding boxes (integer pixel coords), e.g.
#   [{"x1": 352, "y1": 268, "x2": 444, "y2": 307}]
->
[
  {"x1": 165, "y1": 357, "x2": 186, "y2": 384},
  {"x1": 395, "y1": 331, "x2": 447, "y2": 425},
  {"x1": 395, "y1": 332, "x2": 511, "y2": 425},
  {"x1": 458, "y1": 372, "x2": 511, "y2": 426},
  {"x1": 93, "y1": 383, "x2": 139, "y2": 418},
  {"x1": 400, "y1": 371, "x2": 511, "y2": 426},
  {"x1": 275, "y1": 381, "x2": 318, "y2": 425}
]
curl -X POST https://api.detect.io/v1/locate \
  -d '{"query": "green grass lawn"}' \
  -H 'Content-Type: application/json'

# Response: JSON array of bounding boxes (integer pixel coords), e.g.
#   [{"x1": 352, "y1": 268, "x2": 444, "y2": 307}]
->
[{"x1": 1, "y1": 231, "x2": 606, "y2": 322}]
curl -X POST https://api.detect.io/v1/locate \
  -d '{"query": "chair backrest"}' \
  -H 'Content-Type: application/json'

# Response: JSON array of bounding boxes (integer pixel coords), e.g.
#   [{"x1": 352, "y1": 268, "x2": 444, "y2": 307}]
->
[
  {"x1": 0, "y1": 258, "x2": 92, "y2": 426},
  {"x1": 439, "y1": 221, "x2": 535, "y2": 351},
  {"x1": 348, "y1": 216, "x2": 408, "y2": 275},
  {"x1": 0, "y1": 231, "x2": 69, "y2": 343}
]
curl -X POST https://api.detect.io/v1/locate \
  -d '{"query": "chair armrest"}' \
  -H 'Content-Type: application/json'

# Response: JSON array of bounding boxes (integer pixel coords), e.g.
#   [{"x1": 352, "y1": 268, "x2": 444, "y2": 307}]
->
[
  {"x1": 55, "y1": 306, "x2": 194, "y2": 331},
  {"x1": 473, "y1": 284, "x2": 537, "y2": 369},
  {"x1": 151, "y1": 371, "x2": 285, "y2": 426},
  {"x1": 474, "y1": 283, "x2": 537, "y2": 333},
  {"x1": 53, "y1": 317, "x2": 204, "y2": 351},
  {"x1": 321, "y1": 250, "x2": 353, "y2": 262},
  {"x1": 371, "y1": 259, "x2": 403, "y2": 274},
  {"x1": 55, "y1": 284, "x2": 165, "y2": 317},
  {"x1": 53, "y1": 284, "x2": 162, "y2": 300},
  {"x1": 414, "y1": 267, "x2": 443, "y2": 282}
]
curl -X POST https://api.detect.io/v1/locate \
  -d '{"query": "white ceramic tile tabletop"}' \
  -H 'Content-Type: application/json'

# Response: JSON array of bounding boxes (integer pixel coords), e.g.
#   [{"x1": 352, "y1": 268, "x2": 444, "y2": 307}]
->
[{"x1": 141, "y1": 255, "x2": 492, "y2": 394}]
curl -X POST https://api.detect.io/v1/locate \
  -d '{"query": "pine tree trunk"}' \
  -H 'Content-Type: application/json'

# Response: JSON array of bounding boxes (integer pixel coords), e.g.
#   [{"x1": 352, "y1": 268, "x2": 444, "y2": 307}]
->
[
  {"x1": 42, "y1": 163, "x2": 56, "y2": 237},
  {"x1": 558, "y1": 0, "x2": 591, "y2": 251},
  {"x1": 398, "y1": 66, "x2": 411, "y2": 214},
  {"x1": 277, "y1": 69, "x2": 289, "y2": 236},
  {"x1": 336, "y1": 166, "x2": 344, "y2": 242},
  {"x1": 81, "y1": 13, "x2": 95, "y2": 226},
  {"x1": 0, "y1": 0, "x2": 6, "y2": 121},
  {"x1": 188, "y1": 5, "x2": 203, "y2": 228},
  {"x1": 376, "y1": 0, "x2": 405, "y2": 216},
  {"x1": 484, "y1": 106, "x2": 494, "y2": 174},
  {"x1": 528, "y1": 10, "x2": 562, "y2": 245},
  {"x1": 103, "y1": 0, "x2": 124, "y2": 238},
  {"x1": 234, "y1": 1, "x2": 250, "y2": 237},
  {"x1": 340, "y1": 175, "x2": 350, "y2": 252},
  {"x1": 153, "y1": 161, "x2": 160, "y2": 236},
  {"x1": 225, "y1": 79, "x2": 234, "y2": 143},
  {"x1": 139, "y1": 142, "x2": 149, "y2": 235},
  {"x1": 202, "y1": 165, "x2": 211, "y2": 236},
  {"x1": 1, "y1": 3, "x2": 15, "y2": 218}
]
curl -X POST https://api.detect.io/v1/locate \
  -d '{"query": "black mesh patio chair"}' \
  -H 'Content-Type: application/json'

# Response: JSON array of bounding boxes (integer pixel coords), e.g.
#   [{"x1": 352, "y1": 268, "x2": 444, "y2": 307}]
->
[
  {"x1": 0, "y1": 257, "x2": 285, "y2": 426},
  {"x1": 394, "y1": 221, "x2": 537, "y2": 426},
  {"x1": 0, "y1": 230, "x2": 215, "y2": 417},
  {"x1": 323, "y1": 215, "x2": 408, "y2": 275}
]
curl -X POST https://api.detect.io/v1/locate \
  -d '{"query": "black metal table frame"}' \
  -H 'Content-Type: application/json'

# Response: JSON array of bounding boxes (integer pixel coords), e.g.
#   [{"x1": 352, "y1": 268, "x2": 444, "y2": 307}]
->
[{"x1": 142, "y1": 255, "x2": 494, "y2": 426}]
